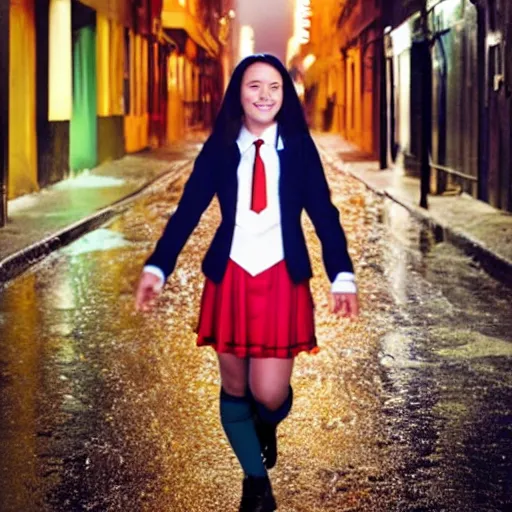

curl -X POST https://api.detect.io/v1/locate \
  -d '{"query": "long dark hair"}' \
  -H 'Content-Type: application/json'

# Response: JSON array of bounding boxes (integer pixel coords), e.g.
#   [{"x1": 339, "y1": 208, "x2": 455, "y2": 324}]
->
[{"x1": 211, "y1": 54, "x2": 309, "y2": 145}]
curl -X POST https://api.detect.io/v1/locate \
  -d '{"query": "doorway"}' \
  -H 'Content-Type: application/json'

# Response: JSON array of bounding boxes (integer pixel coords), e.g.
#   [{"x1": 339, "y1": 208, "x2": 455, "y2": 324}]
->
[{"x1": 69, "y1": 1, "x2": 97, "y2": 173}]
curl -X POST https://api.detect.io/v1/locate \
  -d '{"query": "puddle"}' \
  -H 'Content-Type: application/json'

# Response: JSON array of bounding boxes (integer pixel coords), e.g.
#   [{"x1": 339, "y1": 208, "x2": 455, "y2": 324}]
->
[
  {"x1": 435, "y1": 333, "x2": 512, "y2": 359},
  {"x1": 52, "y1": 173, "x2": 126, "y2": 190},
  {"x1": 61, "y1": 229, "x2": 132, "y2": 256}
]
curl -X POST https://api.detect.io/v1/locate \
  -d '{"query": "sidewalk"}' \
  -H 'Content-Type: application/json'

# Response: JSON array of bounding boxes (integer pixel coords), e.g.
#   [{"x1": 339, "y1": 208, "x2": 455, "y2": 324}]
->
[
  {"x1": 0, "y1": 140, "x2": 202, "y2": 284},
  {"x1": 1, "y1": 133, "x2": 511, "y2": 287},
  {"x1": 314, "y1": 133, "x2": 512, "y2": 288}
]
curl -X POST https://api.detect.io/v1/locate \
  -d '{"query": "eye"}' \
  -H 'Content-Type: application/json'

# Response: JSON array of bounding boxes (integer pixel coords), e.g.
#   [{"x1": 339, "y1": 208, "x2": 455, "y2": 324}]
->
[
  {"x1": 271, "y1": 84, "x2": 281, "y2": 91},
  {"x1": 249, "y1": 84, "x2": 259, "y2": 89}
]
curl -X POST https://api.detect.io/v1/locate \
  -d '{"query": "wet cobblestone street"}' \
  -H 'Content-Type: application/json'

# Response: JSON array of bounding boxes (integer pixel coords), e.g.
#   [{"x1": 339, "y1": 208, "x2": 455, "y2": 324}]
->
[{"x1": 0, "y1": 151, "x2": 511, "y2": 511}]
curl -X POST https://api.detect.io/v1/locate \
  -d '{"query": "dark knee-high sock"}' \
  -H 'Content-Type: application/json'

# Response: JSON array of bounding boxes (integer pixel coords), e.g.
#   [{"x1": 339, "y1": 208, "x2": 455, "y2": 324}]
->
[
  {"x1": 254, "y1": 386, "x2": 294, "y2": 427},
  {"x1": 220, "y1": 388, "x2": 267, "y2": 477}
]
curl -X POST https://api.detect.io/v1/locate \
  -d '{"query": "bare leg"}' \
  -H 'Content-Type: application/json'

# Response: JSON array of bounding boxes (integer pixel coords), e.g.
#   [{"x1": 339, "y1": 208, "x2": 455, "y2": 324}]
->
[
  {"x1": 249, "y1": 357, "x2": 294, "y2": 410},
  {"x1": 217, "y1": 352, "x2": 249, "y2": 396}
]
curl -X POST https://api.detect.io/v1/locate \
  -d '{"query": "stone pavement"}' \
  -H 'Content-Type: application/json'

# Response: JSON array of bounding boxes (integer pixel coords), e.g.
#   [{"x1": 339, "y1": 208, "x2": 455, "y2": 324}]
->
[
  {"x1": 0, "y1": 132, "x2": 511, "y2": 287},
  {"x1": 315, "y1": 133, "x2": 512, "y2": 288}
]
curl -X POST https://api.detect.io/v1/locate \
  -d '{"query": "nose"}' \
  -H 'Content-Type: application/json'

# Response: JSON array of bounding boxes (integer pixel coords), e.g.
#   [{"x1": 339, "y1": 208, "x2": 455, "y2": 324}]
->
[{"x1": 259, "y1": 86, "x2": 270, "y2": 100}]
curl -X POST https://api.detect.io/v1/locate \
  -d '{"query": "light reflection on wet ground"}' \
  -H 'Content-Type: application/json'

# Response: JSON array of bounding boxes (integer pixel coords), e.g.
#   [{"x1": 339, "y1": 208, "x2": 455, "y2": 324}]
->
[{"x1": 0, "y1": 159, "x2": 511, "y2": 511}]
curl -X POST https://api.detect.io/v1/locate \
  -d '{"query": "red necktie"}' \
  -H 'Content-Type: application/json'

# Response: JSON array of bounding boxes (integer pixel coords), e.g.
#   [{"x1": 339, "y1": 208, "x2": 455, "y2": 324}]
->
[{"x1": 251, "y1": 139, "x2": 267, "y2": 213}]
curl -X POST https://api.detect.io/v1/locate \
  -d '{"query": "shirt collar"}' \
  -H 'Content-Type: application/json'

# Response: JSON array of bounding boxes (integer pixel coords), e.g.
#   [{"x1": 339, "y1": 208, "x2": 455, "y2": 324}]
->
[{"x1": 236, "y1": 123, "x2": 284, "y2": 153}]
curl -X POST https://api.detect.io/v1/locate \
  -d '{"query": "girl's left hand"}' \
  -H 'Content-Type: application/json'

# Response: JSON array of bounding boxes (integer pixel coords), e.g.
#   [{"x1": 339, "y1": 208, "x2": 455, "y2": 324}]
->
[{"x1": 331, "y1": 292, "x2": 359, "y2": 319}]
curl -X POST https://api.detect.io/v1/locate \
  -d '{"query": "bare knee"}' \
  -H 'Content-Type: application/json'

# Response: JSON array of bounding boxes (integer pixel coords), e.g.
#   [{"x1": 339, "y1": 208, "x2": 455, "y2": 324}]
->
[
  {"x1": 218, "y1": 354, "x2": 248, "y2": 397},
  {"x1": 249, "y1": 358, "x2": 294, "y2": 410},
  {"x1": 250, "y1": 385, "x2": 288, "y2": 411},
  {"x1": 222, "y1": 378, "x2": 247, "y2": 397}
]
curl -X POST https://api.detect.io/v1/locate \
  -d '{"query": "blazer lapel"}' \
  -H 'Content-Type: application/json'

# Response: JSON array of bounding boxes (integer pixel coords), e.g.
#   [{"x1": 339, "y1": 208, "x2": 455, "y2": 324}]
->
[
  {"x1": 218, "y1": 142, "x2": 241, "y2": 218},
  {"x1": 278, "y1": 136, "x2": 299, "y2": 203}
]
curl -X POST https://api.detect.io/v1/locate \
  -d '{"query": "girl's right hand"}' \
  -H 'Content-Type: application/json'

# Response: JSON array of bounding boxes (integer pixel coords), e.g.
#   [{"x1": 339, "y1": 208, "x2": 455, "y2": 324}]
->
[{"x1": 135, "y1": 272, "x2": 164, "y2": 312}]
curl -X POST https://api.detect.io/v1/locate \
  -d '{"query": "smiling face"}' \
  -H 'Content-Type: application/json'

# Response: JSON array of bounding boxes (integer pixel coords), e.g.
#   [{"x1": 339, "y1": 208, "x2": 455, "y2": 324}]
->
[{"x1": 240, "y1": 62, "x2": 284, "y2": 135}]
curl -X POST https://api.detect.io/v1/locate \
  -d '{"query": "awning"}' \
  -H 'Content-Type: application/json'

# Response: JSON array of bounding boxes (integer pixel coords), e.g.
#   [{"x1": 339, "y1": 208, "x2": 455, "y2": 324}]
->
[{"x1": 161, "y1": 6, "x2": 219, "y2": 57}]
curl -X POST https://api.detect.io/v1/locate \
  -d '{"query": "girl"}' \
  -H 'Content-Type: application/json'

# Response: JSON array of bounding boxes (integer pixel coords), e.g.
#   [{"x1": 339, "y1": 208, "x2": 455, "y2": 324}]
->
[{"x1": 135, "y1": 54, "x2": 359, "y2": 512}]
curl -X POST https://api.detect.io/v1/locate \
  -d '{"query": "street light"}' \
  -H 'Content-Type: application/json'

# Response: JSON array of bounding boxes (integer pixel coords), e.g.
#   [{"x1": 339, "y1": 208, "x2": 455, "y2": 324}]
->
[
  {"x1": 303, "y1": 53, "x2": 316, "y2": 71},
  {"x1": 218, "y1": 9, "x2": 236, "y2": 45}
]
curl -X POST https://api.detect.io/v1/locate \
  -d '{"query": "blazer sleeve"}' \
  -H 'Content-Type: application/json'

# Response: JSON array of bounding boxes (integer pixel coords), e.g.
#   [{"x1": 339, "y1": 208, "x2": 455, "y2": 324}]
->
[
  {"x1": 144, "y1": 137, "x2": 217, "y2": 281},
  {"x1": 303, "y1": 134, "x2": 354, "y2": 281}
]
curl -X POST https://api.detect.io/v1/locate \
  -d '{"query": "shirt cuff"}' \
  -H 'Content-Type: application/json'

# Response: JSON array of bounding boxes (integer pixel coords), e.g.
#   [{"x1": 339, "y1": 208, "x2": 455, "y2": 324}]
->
[
  {"x1": 143, "y1": 265, "x2": 166, "y2": 285},
  {"x1": 330, "y1": 272, "x2": 357, "y2": 294}
]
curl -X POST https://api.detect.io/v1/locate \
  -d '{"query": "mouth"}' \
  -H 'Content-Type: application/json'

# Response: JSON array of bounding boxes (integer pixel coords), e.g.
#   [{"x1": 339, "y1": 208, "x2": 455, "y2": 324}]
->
[{"x1": 254, "y1": 104, "x2": 274, "y2": 112}]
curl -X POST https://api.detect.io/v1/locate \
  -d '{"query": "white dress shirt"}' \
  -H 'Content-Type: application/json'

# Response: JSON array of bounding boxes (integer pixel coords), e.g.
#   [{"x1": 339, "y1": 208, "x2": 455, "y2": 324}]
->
[
  {"x1": 229, "y1": 124, "x2": 284, "y2": 275},
  {"x1": 144, "y1": 123, "x2": 356, "y2": 294}
]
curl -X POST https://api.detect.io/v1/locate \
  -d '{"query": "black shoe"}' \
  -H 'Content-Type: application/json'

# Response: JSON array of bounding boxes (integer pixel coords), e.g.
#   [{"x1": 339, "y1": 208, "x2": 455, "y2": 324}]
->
[
  {"x1": 255, "y1": 418, "x2": 278, "y2": 469},
  {"x1": 239, "y1": 475, "x2": 277, "y2": 512}
]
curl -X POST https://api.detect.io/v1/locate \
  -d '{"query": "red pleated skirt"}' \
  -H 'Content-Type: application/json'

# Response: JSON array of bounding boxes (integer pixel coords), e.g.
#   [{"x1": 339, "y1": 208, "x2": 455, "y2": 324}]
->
[{"x1": 196, "y1": 259, "x2": 318, "y2": 358}]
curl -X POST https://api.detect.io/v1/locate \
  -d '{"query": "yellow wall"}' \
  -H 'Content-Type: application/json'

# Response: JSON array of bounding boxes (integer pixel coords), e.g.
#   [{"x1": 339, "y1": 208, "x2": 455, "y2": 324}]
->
[
  {"x1": 110, "y1": 21, "x2": 124, "y2": 116},
  {"x1": 361, "y1": 45, "x2": 375, "y2": 154},
  {"x1": 96, "y1": 14, "x2": 111, "y2": 117},
  {"x1": 342, "y1": 20, "x2": 381, "y2": 155},
  {"x1": 125, "y1": 31, "x2": 149, "y2": 152},
  {"x1": 342, "y1": 42, "x2": 380, "y2": 154},
  {"x1": 97, "y1": 15, "x2": 124, "y2": 117},
  {"x1": 346, "y1": 47, "x2": 362, "y2": 143},
  {"x1": 304, "y1": 0, "x2": 380, "y2": 155},
  {"x1": 167, "y1": 53, "x2": 185, "y2": 142},
  {"x1": 305, "y1": 0, "x2": 346, "y2": 132},
  {"x1": 9, "y1": 0, "x2": 38, "y2": 199}
]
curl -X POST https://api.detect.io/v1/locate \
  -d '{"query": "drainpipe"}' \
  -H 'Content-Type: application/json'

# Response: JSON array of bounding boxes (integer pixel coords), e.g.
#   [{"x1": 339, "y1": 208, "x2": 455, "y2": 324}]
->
[
  {"x1": 470, "y1": 0, "x2": 489, "y2": 202},
  {"x1": 419, "y1": 5, "x2": 432, "y2": 209},
  {"x1": 0, "y1": 1, "x2": 9, "y2": 227},
  {"x1": 379, "y1": 4, "x2": 389, "y2": 170}
]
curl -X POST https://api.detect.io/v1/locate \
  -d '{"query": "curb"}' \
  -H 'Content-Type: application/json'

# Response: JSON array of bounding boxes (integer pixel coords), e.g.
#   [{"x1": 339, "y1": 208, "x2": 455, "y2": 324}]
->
[
  {"x1": 0, "y1": 160, "x2": 193, "y2": 286},
  {"x1": 318, "y1": 146, "x2": 512, "y2": 289},
  {"x1": 384, "y1": 188, "x2": 512, "y2": 289}
]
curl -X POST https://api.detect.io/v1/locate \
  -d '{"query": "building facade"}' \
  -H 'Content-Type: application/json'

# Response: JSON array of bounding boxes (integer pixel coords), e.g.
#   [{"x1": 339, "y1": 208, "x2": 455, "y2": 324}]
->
[
  {"x1": 300, "y1": 0, "x2": 341, "y2": 132},
  {"x1": 1, "y1": 0, "x2": 232, "y2": 227},
  {"x1": 338, "y1": 0, "x2": 385, "y2": 157},
  {"x1": 479, "y1": 0, "x2": 512, "y2": 211},
  {"x1": 2, "y1": 0, "x2": 165, "y2": 211},
  {"x1": 0, "y1": 1, "x2": 9, "y2": 226},
  {"x1": 385, "y1": 0, "x2": 512, "y2": 211},
  {"x1": 162, "y1": 0, "x2": 223, "y2": 140},
  {"x1": 298, "y1": 0, "x2": 385, "y2": 158},
  {"x1": 295, "y1": 0, "x2": 511, "y2": 212}
]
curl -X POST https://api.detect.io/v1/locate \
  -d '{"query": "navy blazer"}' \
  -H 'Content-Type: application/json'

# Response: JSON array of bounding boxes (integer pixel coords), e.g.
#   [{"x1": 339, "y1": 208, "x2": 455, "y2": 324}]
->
[{"x1": 145, "y1": 132, "x2": 354, "y2": 284}]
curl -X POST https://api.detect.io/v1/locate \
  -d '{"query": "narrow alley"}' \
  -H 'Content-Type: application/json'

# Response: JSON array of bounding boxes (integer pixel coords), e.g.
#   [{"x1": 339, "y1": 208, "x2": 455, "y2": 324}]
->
[{"x1": 0, "y1": 148, "x2": 511, "y2": 512}]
